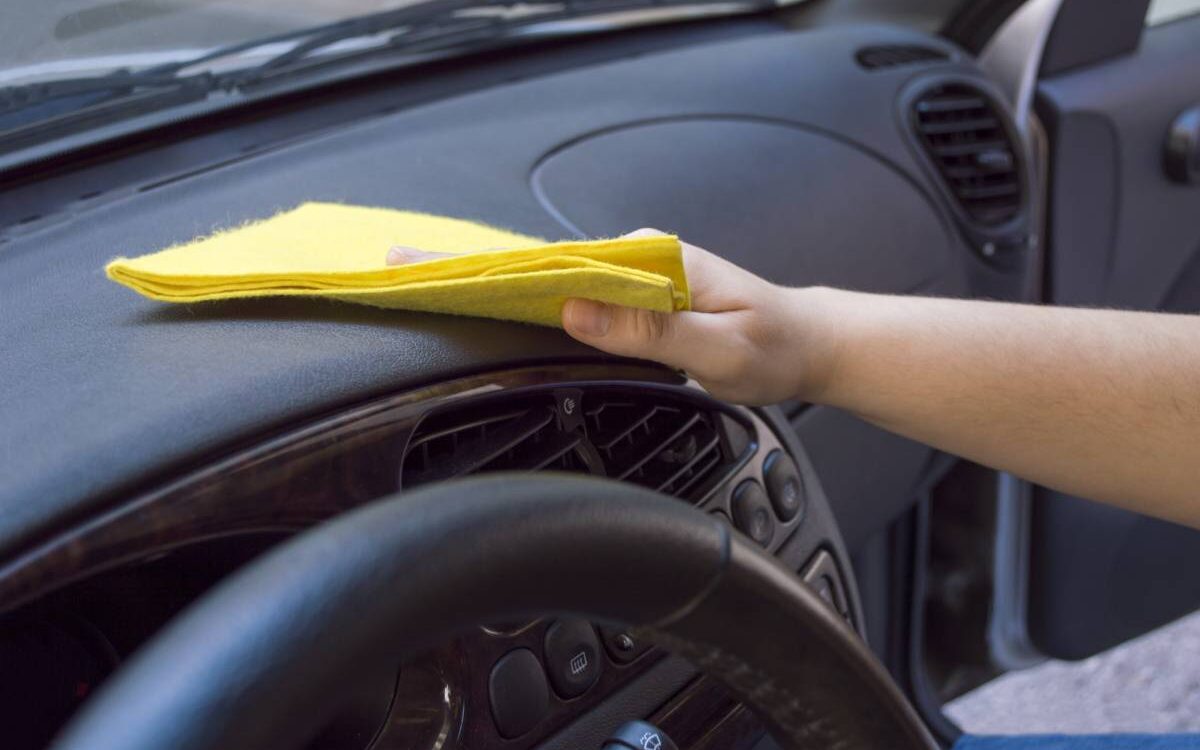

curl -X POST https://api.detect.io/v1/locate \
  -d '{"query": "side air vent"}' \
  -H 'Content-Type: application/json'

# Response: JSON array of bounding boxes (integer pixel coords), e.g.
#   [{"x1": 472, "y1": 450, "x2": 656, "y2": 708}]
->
[
  {"x1": 400, "y1": 388, "x2": 748, "y2": 503},
  {"x1": 856, "y1": 45, "x2": 949, "y2": 70},
  {"x1": 911, "y1": 83, "x2": 1022, "y2": 226}
]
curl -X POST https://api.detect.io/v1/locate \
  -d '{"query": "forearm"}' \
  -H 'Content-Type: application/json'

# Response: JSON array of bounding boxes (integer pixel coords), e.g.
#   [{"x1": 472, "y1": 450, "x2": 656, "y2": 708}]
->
[
  {"x1": 543, "y1": 234, "x2": 1200, "y2": 527},
  {"x1": 795, "y1": 287, "x2": 1200, "y2": 527}
]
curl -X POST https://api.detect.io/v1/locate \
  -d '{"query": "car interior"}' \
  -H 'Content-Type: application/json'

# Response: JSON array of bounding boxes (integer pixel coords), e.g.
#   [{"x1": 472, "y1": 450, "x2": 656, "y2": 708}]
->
[{"x1": 1, "y1": 0, "x2": 1199, "y2": 748}]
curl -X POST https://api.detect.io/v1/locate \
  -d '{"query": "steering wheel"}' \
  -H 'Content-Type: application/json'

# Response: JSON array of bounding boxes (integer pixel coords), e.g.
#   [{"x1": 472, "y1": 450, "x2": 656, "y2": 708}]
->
[{"x1": 51, "y1": 474, "x2": 936, "y2": 750}]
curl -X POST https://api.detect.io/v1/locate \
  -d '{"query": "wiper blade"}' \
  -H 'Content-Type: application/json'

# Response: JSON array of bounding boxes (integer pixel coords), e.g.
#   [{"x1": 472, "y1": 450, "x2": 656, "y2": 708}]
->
[
  {"x1": 248, "y1": 0, "x2": 492, "y2": 72},
  {"x1": 0, "y1": 70, "x2": 211, "y2": 112},
  {"x1": 224, "y1": 0, "x2": 769, "y2": 89},
  {"x1": 0, "y1": 0, "x2": 519, "y2": 129},
  {"x1": 223, "y1": 0, "x2": 567, "y2": 89},
  {"x1": 0, "y1": 70, "x2": 220, "y2": 151}
]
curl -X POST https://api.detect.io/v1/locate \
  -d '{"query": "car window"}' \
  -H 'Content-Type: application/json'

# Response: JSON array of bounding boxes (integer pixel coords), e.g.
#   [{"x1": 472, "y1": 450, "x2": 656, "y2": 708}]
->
[
  {"x1": 1, "y1": 0, "x2": 793, "y2": 163},
  {"x1": 1146, "y1": 0, "x2": 1200, "y2": 25}
]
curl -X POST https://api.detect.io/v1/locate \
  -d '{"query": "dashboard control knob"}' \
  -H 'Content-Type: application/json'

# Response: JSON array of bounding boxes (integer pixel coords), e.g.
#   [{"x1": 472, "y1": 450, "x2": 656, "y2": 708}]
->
[
  {"x1": 763, "y1": 450, "x2": 806, "y2": 523},
  {"x1": 731, "y1": 479, "x2": 774, "y2": 547},
  {"x1": 544, "y1": 618, "x2": 603, "y2": 698},
  {"x1": 489, "y1": 648, "x2": 549, "y2": 739},
  {"x1": 600, "y1": 626, "x2": 652, "y2": 664},
  {"x1": 602, "y1": 720, "x2": 679, "y2": 750}
]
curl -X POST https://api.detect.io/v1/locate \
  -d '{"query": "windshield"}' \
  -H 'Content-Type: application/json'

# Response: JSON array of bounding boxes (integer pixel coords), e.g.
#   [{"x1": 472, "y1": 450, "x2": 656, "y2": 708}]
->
[
  {"x1": 3, "y1": 1, "x2": 414, "y2": 85},
  {"x1": 0, "y1": 0, "x2": 774, "y2": 165}
]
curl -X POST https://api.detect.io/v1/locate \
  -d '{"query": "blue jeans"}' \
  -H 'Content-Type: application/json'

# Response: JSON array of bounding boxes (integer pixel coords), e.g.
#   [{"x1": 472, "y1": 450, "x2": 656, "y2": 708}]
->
[{"x1": 955, "y1": 737, "x2": 1200, "y2": 749}]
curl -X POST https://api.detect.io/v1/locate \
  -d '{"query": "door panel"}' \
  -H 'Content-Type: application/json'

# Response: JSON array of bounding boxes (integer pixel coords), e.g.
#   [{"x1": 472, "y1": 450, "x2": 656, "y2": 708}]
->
[{"x1": 1030, "y1": 11, "x2": 1200, "y2": 659}]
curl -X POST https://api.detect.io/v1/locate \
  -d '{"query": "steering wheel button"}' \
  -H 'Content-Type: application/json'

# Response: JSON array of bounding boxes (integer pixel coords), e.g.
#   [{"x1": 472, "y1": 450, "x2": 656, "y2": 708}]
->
[
  {"x1": 763, "y1": 450, "x2": 806, "y2": 523},
  {"x1": 543, "y1": 618, "x2": 602, "y2": 698},
  {"x1": 815, "y1": 575, "x2": 837, "y2": 607},
  {"x1": 488, "y1": 648, "x2": 549, "y2": 739},
  {"x1": 731, "y1": 479, "x2": 774, "y2": 547}
]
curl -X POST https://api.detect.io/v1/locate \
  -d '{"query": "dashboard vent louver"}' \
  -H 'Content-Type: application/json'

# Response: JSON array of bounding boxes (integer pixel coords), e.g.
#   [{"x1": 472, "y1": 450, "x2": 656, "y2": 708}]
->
[
  {"x1": 856, "y1": 45, "x2": 948, "y2": 70},
  {"x1": 912, "y1": 83, "x2": 1022, "y2": 226},
  {"x1": 401, "y1": 389, "x2": 744, "y2": 503},
  {"x1": 585, "y1": 399, "x2": 724, "y2": 500}
]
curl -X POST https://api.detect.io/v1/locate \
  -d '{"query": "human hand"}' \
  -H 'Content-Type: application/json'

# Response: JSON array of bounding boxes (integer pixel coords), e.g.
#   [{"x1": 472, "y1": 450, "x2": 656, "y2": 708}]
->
[{"x1": 386, "y1": 230, "x2": 834, "y2": 405}]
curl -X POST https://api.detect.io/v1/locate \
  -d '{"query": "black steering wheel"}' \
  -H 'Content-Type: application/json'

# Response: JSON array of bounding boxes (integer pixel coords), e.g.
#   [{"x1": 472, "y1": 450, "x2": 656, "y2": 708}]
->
[{"x1": 51, "y1": 475, "x2": 936, "y2": 750}]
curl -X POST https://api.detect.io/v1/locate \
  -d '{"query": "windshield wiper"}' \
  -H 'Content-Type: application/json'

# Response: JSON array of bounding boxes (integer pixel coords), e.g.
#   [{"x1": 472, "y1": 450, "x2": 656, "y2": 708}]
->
[
  {"x1": 0, "y1": 0, "x2": 492, "y2": 138},
  {"x1": 0, "y1": 69, "x2": 221, "y2": 151},
  {"x1": 237, "y1": 0, "x2": 497, "y2": 74},
  {"x1": 1, "y1": 0, "x2": 532, "y2": 114},
  {"x1": 0, "y1": 0, "x2": 771, "y2": 158},
  {"x1": 220, "y1": 0, "x2": 771, "y2": 90},
  {"x1": 0, "y1": 70, "x2": 212, "y2": 112}
]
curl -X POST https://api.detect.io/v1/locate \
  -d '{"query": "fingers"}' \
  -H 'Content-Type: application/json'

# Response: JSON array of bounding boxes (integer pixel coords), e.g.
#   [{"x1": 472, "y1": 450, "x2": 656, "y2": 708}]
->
[
  {"x1": 562, "y1": 298, "x2": 748, "y2": 382},
  {"x1": 560, "y1": 228, "x2": 795, "y2": 402},
  {"x1": 623, "y1": 228, "x2": 765, "y2": 314},
  {"x1": 561, "y1": 298, "x2": 689, "y2": 367},
  {"x1": 381, "y1": 228, "x2": 790, "y2": 402},
  {"x1": 386, "y1": 246, "x2": 453, "y2": 265},
  {"x1": 622, "y1": 228, "x2": 668, "y2": 239},
  {"x1": 554, "y1": 228, "x2": 759, "y2": 373}
]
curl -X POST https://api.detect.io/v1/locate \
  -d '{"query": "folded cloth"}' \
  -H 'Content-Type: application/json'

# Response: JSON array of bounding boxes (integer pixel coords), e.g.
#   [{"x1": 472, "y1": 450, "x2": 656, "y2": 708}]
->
[{"x1": 106, "y1": 202, "x2": 690, "y2": 328}]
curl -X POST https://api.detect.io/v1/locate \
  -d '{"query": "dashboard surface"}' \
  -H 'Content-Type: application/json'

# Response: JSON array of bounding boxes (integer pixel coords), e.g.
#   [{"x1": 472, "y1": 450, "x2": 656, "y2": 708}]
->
[
  {"x1": 0, "y1": 13, "x2": 1043, "y2": 750},
  {"x1": 0, "y1": 20, "x2": 1018, "y2": 564}
]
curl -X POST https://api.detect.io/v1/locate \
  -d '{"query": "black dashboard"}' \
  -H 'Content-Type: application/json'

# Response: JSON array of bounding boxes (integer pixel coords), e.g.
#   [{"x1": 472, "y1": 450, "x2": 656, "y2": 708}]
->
[{"x1": 0, "y1": 15, "x2": 1037, "y2": 750}]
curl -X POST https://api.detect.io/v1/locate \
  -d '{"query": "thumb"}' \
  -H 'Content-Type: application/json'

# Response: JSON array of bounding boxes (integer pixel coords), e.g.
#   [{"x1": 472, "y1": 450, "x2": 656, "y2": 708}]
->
[{"x1": 562, "y1": 298, "x2": 723, "y2": 374}]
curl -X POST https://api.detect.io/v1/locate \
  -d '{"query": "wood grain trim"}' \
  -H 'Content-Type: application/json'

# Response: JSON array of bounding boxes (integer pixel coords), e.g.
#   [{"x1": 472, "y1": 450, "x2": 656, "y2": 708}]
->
[{"x1": 0, "y1": 364, "x2": 680, "y2": 613}]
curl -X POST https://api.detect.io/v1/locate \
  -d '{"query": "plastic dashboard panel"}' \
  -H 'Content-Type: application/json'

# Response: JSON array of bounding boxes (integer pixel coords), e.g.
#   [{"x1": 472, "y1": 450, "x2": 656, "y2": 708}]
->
[
  {"x1": 0, "y1": 21, "x2": 1029, "y2": 570},
  {"x1": 533, "y1": 117, "x2": 952, "y2": 293}
]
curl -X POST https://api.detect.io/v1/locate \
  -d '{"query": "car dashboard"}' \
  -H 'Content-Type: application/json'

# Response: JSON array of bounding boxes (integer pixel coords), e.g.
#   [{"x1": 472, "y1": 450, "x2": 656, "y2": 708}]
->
[
  {"x1": 3, "y1": 363, "x2": 861, "y2": 749},
  {"x1": 0, "y1": 16, "x2": 1037, "y2": 750}
]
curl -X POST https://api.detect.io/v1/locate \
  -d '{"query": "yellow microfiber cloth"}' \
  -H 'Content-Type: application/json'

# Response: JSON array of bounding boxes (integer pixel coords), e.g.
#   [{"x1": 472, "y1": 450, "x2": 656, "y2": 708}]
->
[{"x1": 106, "y1": 202, "x2": 690, "y2": 328}]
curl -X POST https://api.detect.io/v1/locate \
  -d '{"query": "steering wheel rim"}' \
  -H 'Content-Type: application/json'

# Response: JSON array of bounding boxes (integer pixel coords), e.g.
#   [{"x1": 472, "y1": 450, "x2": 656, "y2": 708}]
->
[{"x1": 51, "y1": 474, "x2": 935, "y2": 750}]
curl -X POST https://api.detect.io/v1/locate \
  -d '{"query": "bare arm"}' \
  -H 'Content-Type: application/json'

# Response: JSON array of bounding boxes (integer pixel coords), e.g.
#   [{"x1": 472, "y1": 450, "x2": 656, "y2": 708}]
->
[
  {"x1": 389, "y1": 234, "x2": 1200, "y2": 527},
  {"x1": 794, "y1": 288, "x2": 1200, "y2": 527}
]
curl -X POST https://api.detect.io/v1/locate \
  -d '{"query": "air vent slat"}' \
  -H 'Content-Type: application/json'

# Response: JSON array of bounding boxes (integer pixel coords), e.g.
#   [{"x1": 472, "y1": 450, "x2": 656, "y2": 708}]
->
[
  {"x1": 916, "y1": 117, "x2": 1000, "y2": 135},
  {"x1": 912, "y1": 83, "x2": 1023, "y2": 227},
  {"x1": 955, "y1": 182, "x2": 1020, "y2": 200},
  {"x1": 611, "y1": 413, "x2": 703, "y2": 482},
  {"x1": 655, "y1": 430, "x2": 721, "y2": 495},
  {"x1": 915, "y1": 96, "x2": 987, "y2": 114},
  {"x1": 408, "y1": 410, "x2": 527, "y2": 451},
  {"x1": 670, "y1": 449, "x2": 723, "y2": 499},
  {"x1": 407, "y1": 407, "x2": 554, "y2": 484},
  {"x1": 943, "y1": 164, "x2": 1009, "y2": 180},
  {"x1": 483, "y1": 430, "x2": 583, "y2": 473},
  {"x1": 930, "y1": 140, "x2": 1009, "y2": 158},
  {"x1": 591, "y1": 403, "x2": 665, "y2": 451},
  {"x1": 400, "y1": 387, "x2": 747, "y2": 504}
]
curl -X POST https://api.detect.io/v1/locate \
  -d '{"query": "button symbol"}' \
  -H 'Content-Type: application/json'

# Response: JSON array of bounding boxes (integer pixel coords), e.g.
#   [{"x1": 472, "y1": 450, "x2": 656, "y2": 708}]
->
[
  {"x1": 568, "y1": 650, "x2": 589, "y2": 676},
  {"x1": 783, "y1": 479, "x2": 799, "y2": 504},
  {"x1": 553, "y1": 389, "x2": 585, "y2": 431},
  {"x1": 640, "y1": 731, "x2": 663, "y2": 750}
]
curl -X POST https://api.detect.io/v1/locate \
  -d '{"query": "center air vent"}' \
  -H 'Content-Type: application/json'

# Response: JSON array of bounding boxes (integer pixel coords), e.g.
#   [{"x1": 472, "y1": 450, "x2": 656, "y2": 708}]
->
[
  {"x1": 400, "y1": 387, "x2": 749, "y2": 503},
  {"x1": 911, "y1": 83, "x2": 1022, "y2": 226}
]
